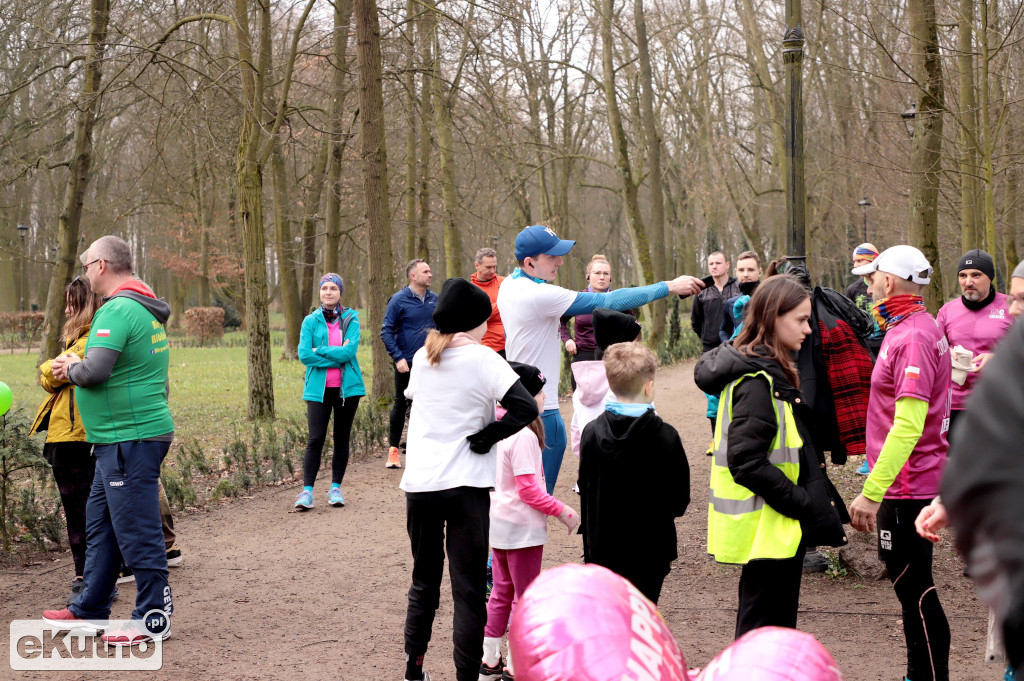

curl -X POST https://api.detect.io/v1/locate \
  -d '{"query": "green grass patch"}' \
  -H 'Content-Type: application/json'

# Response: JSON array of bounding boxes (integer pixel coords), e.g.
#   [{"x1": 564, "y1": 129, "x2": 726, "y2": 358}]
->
[{"x1": 0, "y1": 329, "x2": 375, "y2": 457}]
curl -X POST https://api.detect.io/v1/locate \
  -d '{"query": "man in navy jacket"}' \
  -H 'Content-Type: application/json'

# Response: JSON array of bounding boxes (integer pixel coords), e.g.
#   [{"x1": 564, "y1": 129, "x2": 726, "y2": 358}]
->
[{"x1": 380, "y1": 259, "x2": 438, "y2": 469}]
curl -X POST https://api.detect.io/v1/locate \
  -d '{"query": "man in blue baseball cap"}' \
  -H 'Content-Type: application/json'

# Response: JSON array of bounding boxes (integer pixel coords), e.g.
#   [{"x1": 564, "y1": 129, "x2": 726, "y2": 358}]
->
[{"x1": 498, "y1": 224, "x2": 704, "y2": 493}]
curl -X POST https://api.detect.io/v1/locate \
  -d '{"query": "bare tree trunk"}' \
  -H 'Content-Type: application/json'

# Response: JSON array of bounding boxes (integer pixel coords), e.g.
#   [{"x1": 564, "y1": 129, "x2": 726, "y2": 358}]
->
[
  {"x1": 404, "y1": 0, "x2": 418, "y2": 263},
  {"x1": 272, "y1": 140, "x2": 302, "y2": 359},
  {"x1": 416, "y1": 3, "x2": 433, "y2": 264},
  {"x1": 957, "y1": 0, "x2": 980, "y2": 251},
  {"x1": 908, "y1": 0, "x2": 945, "y2": 310},
  {"x1": 354, "y1": 0, "x2": 396, "y2": 403},
  {"x1": 38, "y1": 0, "x2": 111, "y2": 365},
  {"x1": 634, "y1": 0, "x2": 667, "y2": 345},
  {"x1": 325, "y1": 0, "x2": 354, "y2": 278},
  {"x1": 599, "y1": 0, "x2": 655, "y2": 299},
  {"x1": 233, "y1": 0, "x2": 275, "y2": 419}
]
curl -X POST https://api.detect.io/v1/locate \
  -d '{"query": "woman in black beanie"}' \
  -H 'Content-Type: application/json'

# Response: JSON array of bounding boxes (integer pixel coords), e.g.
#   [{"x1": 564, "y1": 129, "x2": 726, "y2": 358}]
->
[{"x1": 399, "y1": 278, "x2": 540, "y2": 681}]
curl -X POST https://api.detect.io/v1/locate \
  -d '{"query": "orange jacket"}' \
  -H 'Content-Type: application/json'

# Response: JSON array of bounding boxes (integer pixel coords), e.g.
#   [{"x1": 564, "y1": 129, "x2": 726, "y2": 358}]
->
[{"x1": 470, "y1": 272, "x2": 505, "y2": 352}]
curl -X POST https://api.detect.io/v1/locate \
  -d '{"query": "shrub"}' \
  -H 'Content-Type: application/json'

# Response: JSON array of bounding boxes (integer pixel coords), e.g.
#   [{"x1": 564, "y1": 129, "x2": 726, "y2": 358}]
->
[
  {"x1": 0, "y1": 409, "x2": 50, "y2": 551},
  {"x1": 212, "y1": 296, "x2": 242, "y2": 329},
  {"x1": 0, "y1": 312, "x2": 46, "y2": 352},
  {"x1": 184, "y1": 307, "x2": 225, "y2": 346}
]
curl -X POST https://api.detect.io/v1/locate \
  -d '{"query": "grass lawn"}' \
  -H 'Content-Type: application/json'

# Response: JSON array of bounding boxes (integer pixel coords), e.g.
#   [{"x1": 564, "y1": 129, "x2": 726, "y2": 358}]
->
[{"x1": 0, "y1": 327, "x2": 376, "y2": 459}]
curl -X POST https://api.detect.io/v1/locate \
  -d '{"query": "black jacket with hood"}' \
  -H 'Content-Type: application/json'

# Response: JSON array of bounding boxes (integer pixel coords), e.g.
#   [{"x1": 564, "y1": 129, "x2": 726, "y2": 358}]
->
[
  {"x1": 579, "y1": 409, "x2": 689, "y2": 572},
  {"x1": 695, "y1": 343, "x2": 849, "y2": 550}
]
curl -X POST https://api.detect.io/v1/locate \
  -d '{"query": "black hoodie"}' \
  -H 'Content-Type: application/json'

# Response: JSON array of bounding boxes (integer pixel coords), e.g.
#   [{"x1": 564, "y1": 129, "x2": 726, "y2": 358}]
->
[
  {"x1": 695, "y1": 344, "x2": 849, "y2": 550},
  {"x1": 579, "y1": 409, "x2": 689, "y2": 572}
]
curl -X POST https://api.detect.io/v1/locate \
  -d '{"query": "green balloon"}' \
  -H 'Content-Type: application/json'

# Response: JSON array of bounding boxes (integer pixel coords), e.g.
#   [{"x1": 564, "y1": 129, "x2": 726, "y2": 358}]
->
[{"x1": 0, "y1": 381, "x2": 12, "y2": 417}]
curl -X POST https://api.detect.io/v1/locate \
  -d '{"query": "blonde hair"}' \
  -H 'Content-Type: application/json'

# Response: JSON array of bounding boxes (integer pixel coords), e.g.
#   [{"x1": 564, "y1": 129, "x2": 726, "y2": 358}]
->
[
  {"x1": 423, "y1": 329, "x2": 455, "y2": 366},
  {"x1": 585, "y1": 254, "x2": 611, "y2": 278},
  {"x1": 603, "y1": 342, "x2": 657, "y2": 398}
]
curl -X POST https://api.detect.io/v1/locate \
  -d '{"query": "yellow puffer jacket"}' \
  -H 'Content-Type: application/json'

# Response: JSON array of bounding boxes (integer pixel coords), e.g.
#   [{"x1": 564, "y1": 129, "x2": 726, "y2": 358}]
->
[{"x1": 30, "y1": 325, "x2": 90, "y2": 443}]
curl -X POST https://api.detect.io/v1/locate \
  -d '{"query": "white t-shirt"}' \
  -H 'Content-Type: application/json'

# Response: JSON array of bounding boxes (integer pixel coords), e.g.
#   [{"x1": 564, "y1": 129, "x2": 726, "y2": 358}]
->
[
  {"x1": 490, "y1": 427, "x2": 549, "y2": 549},
  {"x1": 497, "y1": 275, "x2": 578, "y2": 407},
  {"x1": 400, "y1": 344, "x2": 520, "y2": 493}
]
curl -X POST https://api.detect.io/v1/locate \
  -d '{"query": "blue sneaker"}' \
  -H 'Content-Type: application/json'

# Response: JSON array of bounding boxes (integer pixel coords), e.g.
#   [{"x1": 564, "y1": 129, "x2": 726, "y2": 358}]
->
[
  {"x1": 856, "y1": 460, "x2": 870, "y2": 475},
  {"x1": 294, "y1": 490, "x2": 314, "y2": 510},
  {"x1": 1006, "y1": 664, "x2": 1018, "y2": 681},
  {"x1": 328, "y1": 487, "x2": 345, "y2": 507}
]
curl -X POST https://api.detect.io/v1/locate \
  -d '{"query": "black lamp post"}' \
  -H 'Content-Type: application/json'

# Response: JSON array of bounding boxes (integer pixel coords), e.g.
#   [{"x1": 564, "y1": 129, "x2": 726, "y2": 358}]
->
[
  {"x1": 858, "y1": 197, "x2": 872, "y2": 242},
  {"x1": 17, "y1": 223, "x2": 28, "y2": 312},
  {"x1": 901, "y1": 104, "x2": 917, "y2": 138}
]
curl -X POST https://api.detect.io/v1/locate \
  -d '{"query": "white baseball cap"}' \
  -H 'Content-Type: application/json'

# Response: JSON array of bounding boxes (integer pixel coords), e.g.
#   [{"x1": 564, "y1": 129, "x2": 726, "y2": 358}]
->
[{"x1": 851, "y1": 245, "x2": 933, "y2": 285}]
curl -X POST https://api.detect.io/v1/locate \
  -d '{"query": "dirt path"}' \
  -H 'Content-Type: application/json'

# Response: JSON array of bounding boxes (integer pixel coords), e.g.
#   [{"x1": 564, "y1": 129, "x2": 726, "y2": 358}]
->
[{"x1": 1, "y1": 360, "x2": 992, "y2": 680}]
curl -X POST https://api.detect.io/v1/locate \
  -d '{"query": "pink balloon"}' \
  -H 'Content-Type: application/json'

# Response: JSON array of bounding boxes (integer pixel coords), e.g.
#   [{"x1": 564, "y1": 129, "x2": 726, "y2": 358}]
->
[
  {"x1": 508, "y1": 563, "x2": 690, "y2": 681},
  {"x1": 697, "y1": 627, "x2": 843, "y2": 681}
]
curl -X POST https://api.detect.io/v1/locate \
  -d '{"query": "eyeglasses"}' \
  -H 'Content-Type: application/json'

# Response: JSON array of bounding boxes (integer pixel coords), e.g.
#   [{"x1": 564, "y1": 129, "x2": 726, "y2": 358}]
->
[{"x1": 81, "y1": 258, "x2": 102, "y2": 272}]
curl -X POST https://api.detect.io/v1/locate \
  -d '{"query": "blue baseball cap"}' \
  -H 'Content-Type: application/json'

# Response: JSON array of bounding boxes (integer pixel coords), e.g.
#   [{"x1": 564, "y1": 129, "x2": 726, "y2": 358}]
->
[{"x1": 514, "y1": 225, "x2": 576, "y2": 261}]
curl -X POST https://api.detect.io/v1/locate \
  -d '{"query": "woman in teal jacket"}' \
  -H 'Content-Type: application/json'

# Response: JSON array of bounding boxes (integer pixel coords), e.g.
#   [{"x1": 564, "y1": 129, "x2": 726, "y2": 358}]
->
[{"x1": 295, "y1": 273, "x2": 366, "y2": 510}]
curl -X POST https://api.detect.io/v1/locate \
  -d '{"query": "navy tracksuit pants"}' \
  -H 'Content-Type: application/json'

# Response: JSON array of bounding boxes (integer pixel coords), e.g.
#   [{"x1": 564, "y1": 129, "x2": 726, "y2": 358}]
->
[{"x1": 70, "y1": 440, "x2": 172, "y2": 633}]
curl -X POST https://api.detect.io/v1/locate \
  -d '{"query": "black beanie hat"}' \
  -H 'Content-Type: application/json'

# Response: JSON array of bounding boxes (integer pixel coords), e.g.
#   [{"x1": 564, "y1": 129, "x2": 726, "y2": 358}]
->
[
  {"x1": 958, "y1": 249, "x2": 995, "y2": 281},
  {"x1": 507, "y1": 361, "x2": 546, "y2": 397},
  {"x1": 592, "y1": 308, "x2": 642, "y2": 351},
  {"x1": 433, "y1": 277, "x2": 493, "y2": 334}
]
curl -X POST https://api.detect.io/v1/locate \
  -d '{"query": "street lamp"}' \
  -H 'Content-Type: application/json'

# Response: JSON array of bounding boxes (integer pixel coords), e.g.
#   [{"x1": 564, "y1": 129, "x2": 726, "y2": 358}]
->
[
  {"x1": 901, "y1": 104, "x2": 917, "y2": 138},
  {"x1": 17, "y1": 223, "x2": 28, "y2": 312},
  {"x1": 857, "y1": 197, "x2": 872, "y2": 242}
]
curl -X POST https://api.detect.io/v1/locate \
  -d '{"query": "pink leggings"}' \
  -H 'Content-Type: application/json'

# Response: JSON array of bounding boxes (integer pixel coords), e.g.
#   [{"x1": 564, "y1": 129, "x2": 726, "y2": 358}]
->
[{"x1": 484, "y1": 545, "x2": 544, "y2": 638}]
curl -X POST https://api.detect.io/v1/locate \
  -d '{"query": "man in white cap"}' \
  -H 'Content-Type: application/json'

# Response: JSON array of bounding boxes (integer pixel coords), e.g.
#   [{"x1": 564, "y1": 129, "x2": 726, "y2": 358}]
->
[
  {"x1": 498, "y1": 224, "x2": 704, "y2": 493},
  {"x1": 848, "y1": 245, "x2": 951, "y2": 681}
]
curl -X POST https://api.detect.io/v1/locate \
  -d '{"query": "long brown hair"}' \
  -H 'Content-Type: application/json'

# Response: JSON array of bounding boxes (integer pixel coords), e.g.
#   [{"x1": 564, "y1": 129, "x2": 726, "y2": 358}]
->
[
  {"x1": 62, "y1": 277, "x2": 100, "y2": 345},
  {"x1": 423, "y1": 329, "x2": 455, "y2": 366},
  {"x1": 732, "y1": 275, "x2": 809, "y2": 388}
]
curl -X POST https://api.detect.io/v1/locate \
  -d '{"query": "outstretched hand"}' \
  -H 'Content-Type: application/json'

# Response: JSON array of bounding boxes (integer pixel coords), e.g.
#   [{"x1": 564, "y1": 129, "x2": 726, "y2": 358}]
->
[{"x1": 667, "y1": 275, "x2": 705, "y2": 297}]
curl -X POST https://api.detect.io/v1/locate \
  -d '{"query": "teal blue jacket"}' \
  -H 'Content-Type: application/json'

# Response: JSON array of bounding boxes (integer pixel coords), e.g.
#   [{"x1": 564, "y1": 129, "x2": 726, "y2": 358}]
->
[{"x1": 299, "y1": 307, "x2": 366, "y2": 402}]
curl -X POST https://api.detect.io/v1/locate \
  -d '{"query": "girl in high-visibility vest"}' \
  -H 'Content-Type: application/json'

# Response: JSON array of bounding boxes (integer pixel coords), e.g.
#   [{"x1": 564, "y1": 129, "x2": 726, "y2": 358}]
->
[{"x1": 695, "y1": 275, "x2": 849, "y2": 638}]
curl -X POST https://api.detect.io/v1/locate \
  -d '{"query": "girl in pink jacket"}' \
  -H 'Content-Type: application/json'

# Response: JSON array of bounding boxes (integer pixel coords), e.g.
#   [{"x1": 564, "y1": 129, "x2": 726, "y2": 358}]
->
[{"x1": 481, "y1": 363, "x2": 579, "y2": 680}]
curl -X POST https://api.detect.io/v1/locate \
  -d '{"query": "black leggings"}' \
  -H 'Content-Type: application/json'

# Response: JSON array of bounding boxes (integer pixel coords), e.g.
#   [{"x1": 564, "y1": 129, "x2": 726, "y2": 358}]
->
[
  {"x1": 405, "y1": 487, "x2": 490, "y2": 681},
  {"x1": 878, "y1": 499, "x2": 950, "y2": 681},
  {"x1": 44, "y1": 441, "x2": 95, "y2": 577},
  {"x1": 303, "y1": 389, "x2": 360, "y2": 487},
  {"x1": 389, "y1": 366, "x2": 412, "y2": 448}
]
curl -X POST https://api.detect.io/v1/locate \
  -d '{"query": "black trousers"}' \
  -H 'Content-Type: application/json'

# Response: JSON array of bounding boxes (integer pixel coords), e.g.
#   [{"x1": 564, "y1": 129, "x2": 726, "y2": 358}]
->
[
  {"x1": 405, "y1": 487, "x2": 490, "y2": 681},
  {"x1": 878, "y1": 499, "x2": 950, "y2": 681},
  {"x1": 44, "y1": 441, "x2": 95, "y2": 577},
  {"x1": 735, "y1": 545, "x2": 806, "y2": 638},
  {"x1": 303, "y1": 389, "x2": 360, "y2": 487},
  {"x1": 389, "y1": 366, "x2": 413, "y2": 448},
  {"x1": 568, "y1": 349, "x2": 596, "y2": 390}
]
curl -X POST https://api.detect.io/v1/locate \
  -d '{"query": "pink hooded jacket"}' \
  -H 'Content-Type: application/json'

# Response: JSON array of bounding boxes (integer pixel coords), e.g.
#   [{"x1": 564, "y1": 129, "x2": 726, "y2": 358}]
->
[{"x1": 569, "y1": 360, "x2": 615, "y2": 458}]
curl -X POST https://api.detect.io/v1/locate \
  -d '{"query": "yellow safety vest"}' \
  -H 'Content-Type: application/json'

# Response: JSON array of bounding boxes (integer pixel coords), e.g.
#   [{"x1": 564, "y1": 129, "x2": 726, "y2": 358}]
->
[{"x1": 707, "y1": 371, "x2": 803, "y2": 564}]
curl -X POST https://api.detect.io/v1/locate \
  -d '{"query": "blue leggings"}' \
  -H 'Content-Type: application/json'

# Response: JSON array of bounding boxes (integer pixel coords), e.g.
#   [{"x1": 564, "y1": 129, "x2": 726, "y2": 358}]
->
[{"x1": 540, "y1": 409, "x2": 567, "y2": 495}]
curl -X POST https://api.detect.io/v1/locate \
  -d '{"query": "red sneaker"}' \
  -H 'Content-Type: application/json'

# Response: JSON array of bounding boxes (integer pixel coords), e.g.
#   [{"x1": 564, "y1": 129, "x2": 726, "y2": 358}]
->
[{"x1": 41, "y1": 608, "x2": 103, "y2": 633}]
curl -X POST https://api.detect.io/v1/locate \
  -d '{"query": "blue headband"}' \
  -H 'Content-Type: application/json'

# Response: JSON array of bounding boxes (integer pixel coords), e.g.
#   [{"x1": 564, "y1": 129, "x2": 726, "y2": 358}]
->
[{"x1": 319, "y1": 273, "x2": 344, "y2": 294}]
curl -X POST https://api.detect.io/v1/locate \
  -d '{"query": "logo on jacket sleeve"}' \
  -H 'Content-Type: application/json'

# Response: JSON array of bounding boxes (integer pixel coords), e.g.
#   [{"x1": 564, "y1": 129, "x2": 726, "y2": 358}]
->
[
  {"x1": 96, "y1": 329, "x2": 111, "y2": 337},
  {"x1": 904, "y1": 366, "x2": 920, "y2": 380}
]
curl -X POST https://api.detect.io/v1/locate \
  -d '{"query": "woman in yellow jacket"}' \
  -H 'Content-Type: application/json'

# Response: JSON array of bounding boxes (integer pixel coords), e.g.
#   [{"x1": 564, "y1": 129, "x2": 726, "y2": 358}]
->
[{"x1": 30, "y1": 277, "x2": 100, "y2": 605}]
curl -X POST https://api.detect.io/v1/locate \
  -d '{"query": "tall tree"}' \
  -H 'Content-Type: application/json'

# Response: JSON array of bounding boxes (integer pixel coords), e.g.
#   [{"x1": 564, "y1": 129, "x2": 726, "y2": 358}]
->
[
  {"x1": 354, "y1": 0, "x2": 395, "y2": 402},
  {"x1": 907, "y1": 0, "x2": 945, "y2": 309},
  {"x1": 232, "y1": 0, "x2": 316, "y2": 418},
  {"x1": 38, "y1": 0, "x2": 112, "y2": 364}
]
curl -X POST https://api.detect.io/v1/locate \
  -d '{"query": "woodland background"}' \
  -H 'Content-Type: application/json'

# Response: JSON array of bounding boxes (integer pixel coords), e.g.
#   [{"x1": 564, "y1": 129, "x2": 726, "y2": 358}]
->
[{"x1": 1, "y1": 0, "x2": 1022, "y2": 416}]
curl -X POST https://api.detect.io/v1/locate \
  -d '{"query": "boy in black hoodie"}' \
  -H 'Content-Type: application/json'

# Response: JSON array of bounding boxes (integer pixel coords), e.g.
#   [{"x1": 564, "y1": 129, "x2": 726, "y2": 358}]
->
[{"x1": 578, "y1": 341, "x2": 690, "y2": 605}]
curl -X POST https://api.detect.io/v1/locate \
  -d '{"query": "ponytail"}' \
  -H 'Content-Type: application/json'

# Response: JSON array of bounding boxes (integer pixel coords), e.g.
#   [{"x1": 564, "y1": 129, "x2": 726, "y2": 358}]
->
[{"x1": 424, "y1": 329, "x2": 456, "y2": 366}]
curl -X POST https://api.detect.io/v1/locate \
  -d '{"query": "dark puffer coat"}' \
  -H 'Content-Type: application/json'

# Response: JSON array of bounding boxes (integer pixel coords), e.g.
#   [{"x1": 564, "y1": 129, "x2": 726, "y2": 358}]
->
[{"x1": 695, "y1": 343, "x2": 850, "y2": 550}]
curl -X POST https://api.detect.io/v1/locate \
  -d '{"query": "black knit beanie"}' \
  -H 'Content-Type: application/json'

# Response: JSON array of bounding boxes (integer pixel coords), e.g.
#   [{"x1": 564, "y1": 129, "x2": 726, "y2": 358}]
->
[
  {"x1": 507, "y1": 361, "x2": 547, "y2": 397},
  {"x1": 958, "y1": 249, "x2": 995, "y2": 281},
  {"x1": 592, "y1": 308, "x2": 642, "y2": 351},
  {"x1": 433, "y1": 277, "x2": 493, "y2": 334}
]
